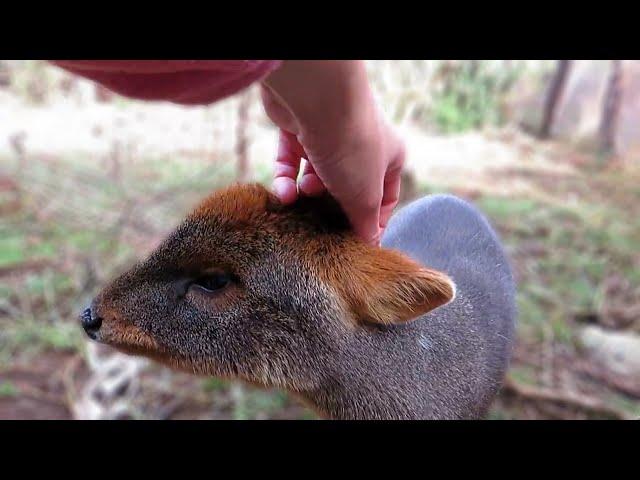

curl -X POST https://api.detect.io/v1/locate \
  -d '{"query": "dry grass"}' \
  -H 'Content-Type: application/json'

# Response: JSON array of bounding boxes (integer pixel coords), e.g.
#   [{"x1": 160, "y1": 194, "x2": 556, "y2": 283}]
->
[{"x1": 1, "y1": 60, "x2": 638, "y2": 419}]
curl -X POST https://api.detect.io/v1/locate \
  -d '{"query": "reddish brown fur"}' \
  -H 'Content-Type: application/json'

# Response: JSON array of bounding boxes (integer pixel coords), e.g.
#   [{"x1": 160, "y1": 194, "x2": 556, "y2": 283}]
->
[
  {"x1": 322, "y1": 247, "x2": 454, "y2": 325},
  {"x1": 190, "y1": 183, "x2": 278, "y2": 226},
  {"x1": 97, "y1": 183, "x2": 454, "y2": 365},
  {"x1": 99, "y1": 308, "x2": 160, "y2": 356},
  {"x1": 189, "y1": 183, "x2": 455, "y2": 327},
  {"x1": 88, "y1": 182, "x2": 515, "y2": 419}
]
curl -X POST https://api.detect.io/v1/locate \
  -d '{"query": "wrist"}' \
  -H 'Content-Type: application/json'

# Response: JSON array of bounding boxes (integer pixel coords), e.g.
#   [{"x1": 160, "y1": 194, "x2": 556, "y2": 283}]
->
[{"x1": 263, "y1": 60, "x2": 376, "y2": 152}]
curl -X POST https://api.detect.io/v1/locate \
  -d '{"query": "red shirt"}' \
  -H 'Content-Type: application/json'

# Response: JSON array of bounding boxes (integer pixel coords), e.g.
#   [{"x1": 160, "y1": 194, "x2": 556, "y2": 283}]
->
[{"x1": 51, "y1": 60, "x2": 282, "y2": 105}]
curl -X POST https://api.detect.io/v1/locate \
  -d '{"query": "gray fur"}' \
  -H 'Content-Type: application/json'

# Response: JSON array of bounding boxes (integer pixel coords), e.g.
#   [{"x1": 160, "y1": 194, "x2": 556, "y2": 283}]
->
[
  {"x1": 90, "y1": 193, "x2": 516, "y2": 419},
  {"x1": 326, "y1": 194, "x2": 517, "y2": 419}
]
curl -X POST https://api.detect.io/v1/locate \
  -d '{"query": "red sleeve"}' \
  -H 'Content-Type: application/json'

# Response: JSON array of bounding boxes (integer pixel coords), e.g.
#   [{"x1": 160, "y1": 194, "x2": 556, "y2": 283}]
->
[{"x1": 51, "y1": 60, "x2": 282, "y2": 105}]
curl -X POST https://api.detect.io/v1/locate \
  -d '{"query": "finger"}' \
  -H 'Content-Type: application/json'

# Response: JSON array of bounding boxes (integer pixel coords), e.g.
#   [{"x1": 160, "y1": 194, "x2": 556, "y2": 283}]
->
[
  {"x1": 341, "y1": 187, "x2": 383, "y2": 246},
  {"x1": 272, "y1": 130, "x2": 304, "y2": 204},
  {"x1": 380, "y1": 137, "x2": 406, "y2": 232},
  {"x1": 379, "y1": 167, "x2": 402, "y2": 230},
  {"x1": 279, "y1": 129, "x2": 308, "y2": 160},
  {"x1": 299, "y1": 161, "x2": 327, "y2": 197}
]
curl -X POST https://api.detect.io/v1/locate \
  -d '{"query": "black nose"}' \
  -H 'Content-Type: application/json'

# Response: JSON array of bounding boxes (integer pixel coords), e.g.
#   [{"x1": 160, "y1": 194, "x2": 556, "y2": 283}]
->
[{"x1": 80, "y1": 307, "x2": 102, "y2": 339}]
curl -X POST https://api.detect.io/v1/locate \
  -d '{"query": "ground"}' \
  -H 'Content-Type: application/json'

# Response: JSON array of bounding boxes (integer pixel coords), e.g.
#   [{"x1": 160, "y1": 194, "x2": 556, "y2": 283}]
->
[{"x1": 2, "y1": 119, "x2": 639, "y2": 419}]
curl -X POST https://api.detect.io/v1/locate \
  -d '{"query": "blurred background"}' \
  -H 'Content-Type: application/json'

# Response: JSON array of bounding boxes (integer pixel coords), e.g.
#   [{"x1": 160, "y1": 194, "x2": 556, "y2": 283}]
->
[{"x1": 0, "y1": 60, "x2": 639, "y2": 420}]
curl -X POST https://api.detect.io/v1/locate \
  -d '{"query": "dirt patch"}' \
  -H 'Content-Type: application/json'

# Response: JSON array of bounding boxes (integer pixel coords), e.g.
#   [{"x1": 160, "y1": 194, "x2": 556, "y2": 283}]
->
[{"x1": 0, "y1": 350, "x2": 86, "y2": 419}]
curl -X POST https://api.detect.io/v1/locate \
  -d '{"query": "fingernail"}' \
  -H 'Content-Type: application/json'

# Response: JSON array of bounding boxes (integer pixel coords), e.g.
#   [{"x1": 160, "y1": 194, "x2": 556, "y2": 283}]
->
[
  {"x1": 368, "y1": 229, "x2": 382, "y2": 247},
  {"x1": 272, "y1": 178, "x2": 297, "y2": 204},
  {"x1": 273, "y1": 179, "x2": 287, "y2": 199},
  {"x1": 375, "y1": 227, "x2": 383, "y2": 247},
  {"x1": 299, "y1": 174, "x2": 326, "y2": 197}
]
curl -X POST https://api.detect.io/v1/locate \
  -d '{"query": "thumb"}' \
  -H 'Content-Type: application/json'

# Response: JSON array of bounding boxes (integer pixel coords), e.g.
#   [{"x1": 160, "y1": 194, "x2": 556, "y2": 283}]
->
[{"x1": 272, "y1": 130, "x2": 306, "y2": 205}]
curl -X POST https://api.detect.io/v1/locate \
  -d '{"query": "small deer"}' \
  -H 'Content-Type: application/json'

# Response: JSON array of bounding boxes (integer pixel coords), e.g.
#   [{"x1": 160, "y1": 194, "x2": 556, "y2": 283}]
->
[{"x1": 81, "y1": 183, "x2": 516, "y2": 419}]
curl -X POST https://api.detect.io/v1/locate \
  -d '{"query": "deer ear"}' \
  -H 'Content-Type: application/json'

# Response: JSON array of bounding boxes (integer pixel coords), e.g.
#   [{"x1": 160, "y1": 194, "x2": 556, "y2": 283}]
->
[{"x1": 335, "y1": 247, "x2": 456, "y2": 325}]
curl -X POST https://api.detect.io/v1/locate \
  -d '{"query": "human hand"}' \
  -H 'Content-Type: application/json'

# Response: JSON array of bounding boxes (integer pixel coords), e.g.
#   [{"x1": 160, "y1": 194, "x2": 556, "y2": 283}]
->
[{"x1": 261, "y1": 61, "x2": 405, "y2": 245}]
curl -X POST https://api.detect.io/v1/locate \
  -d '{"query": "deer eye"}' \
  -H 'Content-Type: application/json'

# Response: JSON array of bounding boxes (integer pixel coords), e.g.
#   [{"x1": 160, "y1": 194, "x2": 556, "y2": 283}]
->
[{"x1": 191, "y1": 273, "x2": 231, "y2": 293}]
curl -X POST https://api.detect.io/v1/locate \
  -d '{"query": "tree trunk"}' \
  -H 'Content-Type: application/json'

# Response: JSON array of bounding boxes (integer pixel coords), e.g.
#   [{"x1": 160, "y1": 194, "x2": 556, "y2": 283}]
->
[
  {"x1": 539, "y1": 60, "x2": 573, "y2": 139},
  {"x1": 235, "y1": 91, "x2": 252, "y2": 182},
  {"x1": 0, "y1": 60, "x2": 10, "y2": 87},
  {"x1": 599, "y1": 60, "x2": 624, "y2": 156}
]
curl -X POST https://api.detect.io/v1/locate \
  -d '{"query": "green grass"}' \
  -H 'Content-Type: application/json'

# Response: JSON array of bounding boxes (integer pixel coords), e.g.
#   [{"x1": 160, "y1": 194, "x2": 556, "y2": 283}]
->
[
  {"x1": 476, "y1": 197, "x2": 539, "y2": 220},
  {"x1": 0, "y1": 235, "x2": 28, "y2": 266},
  {"x1": 608, "y1": 394, "x2": 640, "y2": 418},
  {"x1": 1, "y1": 152, "x2": 313, "y2": 418},
  {"x1": 415, "y1": 173, "x2": 640, "y2": 356},
  {"x1": 2, "y1": 154, "x2": 240, "y2": 362},
  {"x1": 509, "y1": 366, "x2": 538, "y2": 386},
  {"x1": 0, "y1": 381, "x2": 19, "y2": 398},
  {"x1": 3, "y1": 144, "x2": 638, "y2": 419},
  {"x1": 486, "y1": 408, "x2": 511, "y2": 420},
  {"x1": 201, "y1": 376, "x2": 310, "y2": 420},
  {"x1": 232, "y1": 389, "x2": 291, "y2": 420},
  {"x1": 202, "y1": 378, "x2": 228, "y2": 392},
  {"x1": 0, "y1": 319, "x2": 83, "y2": 363}
]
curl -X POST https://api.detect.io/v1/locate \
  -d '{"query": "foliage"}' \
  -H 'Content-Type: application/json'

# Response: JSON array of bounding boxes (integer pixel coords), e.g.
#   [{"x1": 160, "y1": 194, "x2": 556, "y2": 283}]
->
[{"x1": 430, "y1": 61, "x2": 523, "y2": 133}]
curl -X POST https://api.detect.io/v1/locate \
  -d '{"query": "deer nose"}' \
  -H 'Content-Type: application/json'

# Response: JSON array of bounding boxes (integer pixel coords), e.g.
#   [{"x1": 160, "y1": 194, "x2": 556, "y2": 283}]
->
[{"x1": 80, "y1": 307, "x2": 102, "y2": 339}]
